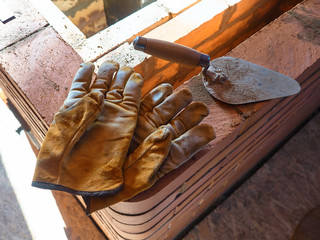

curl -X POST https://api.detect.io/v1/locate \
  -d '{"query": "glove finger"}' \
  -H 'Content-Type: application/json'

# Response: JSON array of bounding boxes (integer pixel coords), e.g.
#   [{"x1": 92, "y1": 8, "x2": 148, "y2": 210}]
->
[
  {"x1": 90, "y1": 60, "x2": 119, "y2": 95},
  {"x1": 123, "y1": 73, "x2": 144, "y2": 110},
  {"x1": 139, "y1": 83, "x2": 173, "y2": 115},
  {"x1": 124, "y1": 126, "x2": 172, "y2": 170},
  {"x1": 167, "y1": 101, "x2": 209, "y2": 139},
  {"x1": 158, "y1": 124, "x2": 215, "y2": 176},
  {"x1": 145, "y1": 88, "x2": 193, "y2": 128},
  {"x1": 106, "y1": 66, "x2": 134, "y2": 101},
  {"x1": 61, "y1": 62, "x2": 95, "y2": 111}
]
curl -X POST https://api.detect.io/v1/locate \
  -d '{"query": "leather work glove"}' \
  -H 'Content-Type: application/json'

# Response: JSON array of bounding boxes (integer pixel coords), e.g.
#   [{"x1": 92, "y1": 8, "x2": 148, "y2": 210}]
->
[
  {"x1": 32, "y1": 60, "x2": 143, "y2": 196},
  {"x1": 84, "y1": 84, "x2": 215, "y2": 213}
]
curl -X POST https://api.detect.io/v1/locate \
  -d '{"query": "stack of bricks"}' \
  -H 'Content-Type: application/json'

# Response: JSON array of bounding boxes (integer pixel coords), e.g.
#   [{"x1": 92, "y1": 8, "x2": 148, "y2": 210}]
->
[{"x1": 0, "y1": 0, "x2": 319, "y2": 239}]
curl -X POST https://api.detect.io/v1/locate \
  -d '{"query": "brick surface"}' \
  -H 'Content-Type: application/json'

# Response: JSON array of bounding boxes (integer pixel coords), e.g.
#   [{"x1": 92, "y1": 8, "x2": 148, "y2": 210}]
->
[
  {"x1": 0, "y1": 27, "x2": 82, "y2": 125},
  {"x1": 0, "y1": 0, "x2": 47, "y2": 50},
  {"x1": 228, "y1": 0, "x2": 320, "y2": 78}
]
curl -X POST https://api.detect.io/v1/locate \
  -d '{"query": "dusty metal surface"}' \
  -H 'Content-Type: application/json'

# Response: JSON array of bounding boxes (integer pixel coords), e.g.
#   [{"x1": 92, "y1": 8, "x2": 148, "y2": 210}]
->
[{"x1": 203, "y1": 57, "x2": 301, "y2": 104}]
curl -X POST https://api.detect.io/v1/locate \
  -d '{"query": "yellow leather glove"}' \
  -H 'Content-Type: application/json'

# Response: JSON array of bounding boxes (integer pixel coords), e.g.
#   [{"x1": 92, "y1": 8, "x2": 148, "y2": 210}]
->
[
  {"x1": 84, "y1": 84, "x2": 215, "y2": 213},
  {"x1": 32, "y1": 60, "x2": 143, "y2": 196}
]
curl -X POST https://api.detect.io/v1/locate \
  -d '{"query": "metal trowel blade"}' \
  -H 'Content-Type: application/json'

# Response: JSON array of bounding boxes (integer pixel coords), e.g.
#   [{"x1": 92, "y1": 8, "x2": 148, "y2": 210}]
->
[{"x1": 202, "y1": 57, "x2": 301, "y2": 104}]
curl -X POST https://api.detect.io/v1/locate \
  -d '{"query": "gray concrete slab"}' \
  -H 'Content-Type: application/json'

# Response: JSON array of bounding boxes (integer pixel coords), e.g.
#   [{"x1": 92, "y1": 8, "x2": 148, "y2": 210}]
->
[{"x1": 0, "y1": 154, "x2": 32, "y2": 240}]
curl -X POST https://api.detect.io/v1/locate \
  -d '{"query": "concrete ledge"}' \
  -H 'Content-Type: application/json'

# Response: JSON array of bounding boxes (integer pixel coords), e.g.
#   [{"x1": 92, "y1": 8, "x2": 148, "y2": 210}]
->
[{"x1": 30, "y1": 0, "x2": 200, "y2": 61}]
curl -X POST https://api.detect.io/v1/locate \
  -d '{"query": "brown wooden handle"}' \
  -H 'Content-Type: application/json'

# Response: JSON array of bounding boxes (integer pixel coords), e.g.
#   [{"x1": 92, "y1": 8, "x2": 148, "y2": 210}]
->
[{"x1": 133, "y1": 36, "x2": 210, "y2": 67}]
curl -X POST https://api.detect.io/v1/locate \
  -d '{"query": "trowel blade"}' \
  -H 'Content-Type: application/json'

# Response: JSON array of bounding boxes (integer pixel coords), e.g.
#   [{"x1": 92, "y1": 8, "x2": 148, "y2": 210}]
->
[{"x1": 202, "y1": 57, "x2": 301, "y2": 104}]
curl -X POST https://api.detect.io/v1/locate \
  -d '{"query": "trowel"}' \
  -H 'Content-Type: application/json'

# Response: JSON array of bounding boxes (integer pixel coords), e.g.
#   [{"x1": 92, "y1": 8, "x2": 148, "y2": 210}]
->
[{"x1": 133, "y1": 36, "x2": 301, "y2": 105}]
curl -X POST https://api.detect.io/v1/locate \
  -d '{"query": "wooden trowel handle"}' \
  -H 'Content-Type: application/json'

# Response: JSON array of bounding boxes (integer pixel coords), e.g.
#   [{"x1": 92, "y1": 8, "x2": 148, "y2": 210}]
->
[{"x1": 133, "y1": 36, "x2": 210, "y2": 67}]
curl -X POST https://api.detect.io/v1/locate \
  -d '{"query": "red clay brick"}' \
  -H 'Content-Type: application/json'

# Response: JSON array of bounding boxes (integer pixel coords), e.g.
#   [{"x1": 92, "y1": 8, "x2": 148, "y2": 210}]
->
[{"x1": 0, "y1": 27, "x2": 82, "y2": 125}]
